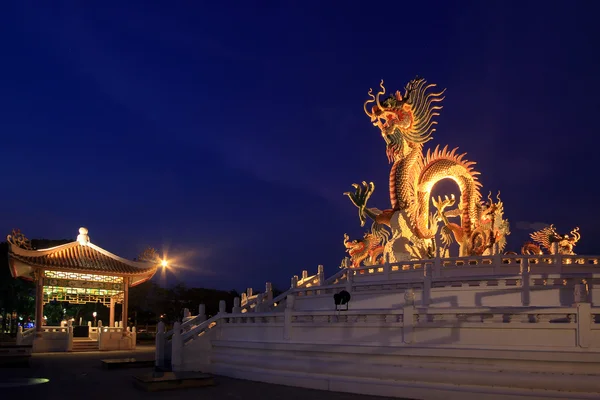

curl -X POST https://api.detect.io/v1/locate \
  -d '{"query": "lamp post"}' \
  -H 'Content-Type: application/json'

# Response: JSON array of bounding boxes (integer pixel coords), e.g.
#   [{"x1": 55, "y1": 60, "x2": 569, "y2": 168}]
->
[{"x1": 93, "y1": 311, "x2": 97, "y2": 327}]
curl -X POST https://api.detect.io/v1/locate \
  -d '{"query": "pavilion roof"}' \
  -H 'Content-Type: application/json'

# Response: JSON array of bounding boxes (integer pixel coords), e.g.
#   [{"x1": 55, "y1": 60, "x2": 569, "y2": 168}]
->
[{"x1": 7, "y1": 227, "x2": 158, "y2": 286}]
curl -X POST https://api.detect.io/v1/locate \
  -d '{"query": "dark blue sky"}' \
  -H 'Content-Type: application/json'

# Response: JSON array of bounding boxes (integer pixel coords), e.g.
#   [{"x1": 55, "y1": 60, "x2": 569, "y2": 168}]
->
[{"x1": 2, "y1": 2, "x2": 599, "y2": 292}]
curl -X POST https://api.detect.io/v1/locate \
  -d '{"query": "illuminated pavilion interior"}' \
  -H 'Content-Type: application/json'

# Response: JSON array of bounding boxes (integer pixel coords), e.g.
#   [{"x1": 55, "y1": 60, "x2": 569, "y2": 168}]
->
[{"x1": 6, "y1": 227, "x2": 158, "y2": 340}]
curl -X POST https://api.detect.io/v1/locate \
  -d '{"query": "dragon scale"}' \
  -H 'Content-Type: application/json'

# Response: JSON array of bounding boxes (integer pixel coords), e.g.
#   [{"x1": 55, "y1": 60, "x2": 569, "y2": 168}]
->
[{"x1": 413, "y1": 146, "x2": 481, "y2": 240}]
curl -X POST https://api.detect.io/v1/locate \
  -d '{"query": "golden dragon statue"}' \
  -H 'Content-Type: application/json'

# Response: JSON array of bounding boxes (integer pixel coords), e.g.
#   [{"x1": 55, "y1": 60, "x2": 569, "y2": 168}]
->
[
  {"x1": 343, "y1": 226, "x2": 388, "y2": 268},
  {"x1": 521, "y1": 225, "x2": 581, "y2": 255},
  {"x1": 344, "y1": 76, "x2": 509, "y2": 260}
]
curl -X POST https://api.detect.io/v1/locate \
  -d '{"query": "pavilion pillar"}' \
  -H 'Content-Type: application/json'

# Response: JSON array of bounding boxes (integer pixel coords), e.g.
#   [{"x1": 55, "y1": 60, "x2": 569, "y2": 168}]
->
[
  {"x1": 122, "y1": 277, "x2": 130, "y2": 334},
  {"x1": 109, "y1": 297, "x2": 115, "y2": 328},
  {"x1": 34, "y1": 269, "x2": 45, "y2": 335}
]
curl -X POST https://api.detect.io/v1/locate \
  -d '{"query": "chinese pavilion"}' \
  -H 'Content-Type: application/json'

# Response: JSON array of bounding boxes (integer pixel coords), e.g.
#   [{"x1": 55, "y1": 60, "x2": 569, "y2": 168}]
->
[{"x1": 7, "y1": 227, "x2": 159, "y2": 352}]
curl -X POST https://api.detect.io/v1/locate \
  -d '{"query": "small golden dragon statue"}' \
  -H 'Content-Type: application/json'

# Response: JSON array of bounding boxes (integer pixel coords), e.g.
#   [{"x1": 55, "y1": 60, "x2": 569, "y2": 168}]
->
[
  {"x1": 343, "y1": 227, "x2": 388, "y2": 268},
  {"x1": 345, "y1": 77, "x2": 509, "y2": 259},
  {"x1": 521, "y1": 225, "x2": 581, "y2": 255}
]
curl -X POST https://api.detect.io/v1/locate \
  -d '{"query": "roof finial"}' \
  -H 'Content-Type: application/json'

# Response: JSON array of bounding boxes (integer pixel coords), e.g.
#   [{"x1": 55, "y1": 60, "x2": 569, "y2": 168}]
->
[{"x1": 77, "y1": 227, "x2": 90, "y2": 246}]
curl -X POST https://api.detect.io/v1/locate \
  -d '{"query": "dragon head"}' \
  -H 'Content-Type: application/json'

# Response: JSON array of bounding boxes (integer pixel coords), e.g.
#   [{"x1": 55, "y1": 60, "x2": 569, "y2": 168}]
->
[{"x1": 364, "y1": 77, "x2": 446, "y2": 163}]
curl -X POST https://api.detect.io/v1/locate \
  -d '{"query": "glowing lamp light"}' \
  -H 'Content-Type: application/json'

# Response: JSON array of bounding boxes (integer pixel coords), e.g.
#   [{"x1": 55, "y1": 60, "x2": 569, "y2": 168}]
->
[
  {"x1": 92, "y1": 312, "x2": 97, "y2": 318},
  {"x1": 161, "y1": 259, "x2": 168, "y2": 268}
]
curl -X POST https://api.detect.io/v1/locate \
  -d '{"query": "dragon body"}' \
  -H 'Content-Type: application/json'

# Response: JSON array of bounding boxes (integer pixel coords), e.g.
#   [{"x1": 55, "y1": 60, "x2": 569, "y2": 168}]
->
[
  {"x1": 521, "y1": 225, "x2": 580, "y2": 255},
  {"x1": 345, "y1": 77, "x2": 509, "y2": 259}
]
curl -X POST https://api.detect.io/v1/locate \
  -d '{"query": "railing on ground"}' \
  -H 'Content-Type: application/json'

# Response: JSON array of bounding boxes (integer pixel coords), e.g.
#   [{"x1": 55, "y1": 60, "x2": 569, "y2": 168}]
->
[
  {"x1": 157, "y1": 298, "x2": 600, "y2": 370},
  {"x1": 155, "y1": 253, "x2": 600, "y2": 368},
  {"x1": 16, "y1": 326, "x2": 35, "y2": 345}
]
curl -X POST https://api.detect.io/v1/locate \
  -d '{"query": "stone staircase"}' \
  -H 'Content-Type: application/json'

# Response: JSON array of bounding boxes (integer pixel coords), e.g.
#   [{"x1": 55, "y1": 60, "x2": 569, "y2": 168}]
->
[{"x1": 71, "y1": 339, "x2": 99, "y2": 352}]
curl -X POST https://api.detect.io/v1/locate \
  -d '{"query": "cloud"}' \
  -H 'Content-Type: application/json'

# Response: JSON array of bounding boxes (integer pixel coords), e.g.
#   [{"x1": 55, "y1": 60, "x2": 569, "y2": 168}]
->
[{"x1": 515, "y1": 221, "x2": 549, "y2": 231}]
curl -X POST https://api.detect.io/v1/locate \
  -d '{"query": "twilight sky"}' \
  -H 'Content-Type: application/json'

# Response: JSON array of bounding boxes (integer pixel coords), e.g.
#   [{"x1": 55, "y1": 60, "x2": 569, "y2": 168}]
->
[{"x1": 2, "y1": 1, "x2": 599, "y2": 292}]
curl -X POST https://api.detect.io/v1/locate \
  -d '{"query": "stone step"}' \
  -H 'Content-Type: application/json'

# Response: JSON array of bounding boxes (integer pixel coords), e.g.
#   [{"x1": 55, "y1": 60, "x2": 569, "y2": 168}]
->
[
  {"x1": 71, "y1": 341, "x2": 99, "y2": 352},
  {"x1": 133, "y1": 371, "x2": 215, "y2": 392}
]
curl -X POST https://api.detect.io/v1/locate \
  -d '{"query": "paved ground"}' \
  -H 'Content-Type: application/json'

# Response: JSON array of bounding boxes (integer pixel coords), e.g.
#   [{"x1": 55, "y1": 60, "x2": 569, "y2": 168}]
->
[{"x1": 0, "y1": 345, "x2": 403, "y2": 400}]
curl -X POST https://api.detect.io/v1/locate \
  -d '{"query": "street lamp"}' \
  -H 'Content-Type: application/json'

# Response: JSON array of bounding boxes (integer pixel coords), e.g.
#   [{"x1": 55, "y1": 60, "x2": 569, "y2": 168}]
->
[
  {"x1": 93, "y1": 311, "x2": 97, "y2": 326},
  {"x1": 161, "y1": 259, "x2": 168, "y2": 268}
]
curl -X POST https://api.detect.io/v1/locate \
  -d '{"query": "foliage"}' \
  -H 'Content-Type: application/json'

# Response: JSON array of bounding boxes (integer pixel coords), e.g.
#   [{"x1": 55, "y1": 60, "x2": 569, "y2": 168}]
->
[
  {"x1": 0, "y1": 239, "x2": 70, "y2": 333},
  {"x1": 129, "y1": 280, "x2": 238, "y2": 323}
]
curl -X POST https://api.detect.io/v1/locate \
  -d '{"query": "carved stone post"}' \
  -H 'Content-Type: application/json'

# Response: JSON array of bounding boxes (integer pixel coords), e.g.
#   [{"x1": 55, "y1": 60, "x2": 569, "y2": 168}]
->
[
  {"x1": 255, "y1": 293, "x2": 263, "y2": 313},
  {"x1": 232, "y1": 297, "x2": 241, "y2": 314},
  {"x1": 291, "y1": 275, "x2": 298, "y2": 289},
  {"x1": 433, "y1": 249, "x2": 442, "y2": 278},
  {"x1": 423, "y1": 263, "x2": 432, "y2": 306},
  {"x1": 155, "y1": 321, "x2": 165, "y2": 368},
  {"x1": 198, "y1": 304, "x2": 206, "y2": 323},
  {"x1": 317, "y1": 265, "x2": 325, "y2": 286},
  {"x1": 265, "y1": 282, "x2": 273, "y2": 301},
  {"x1": 67, "y1": 319, "x2": 73, "y2": 351},
  {"x1": 218, "y1": 300, "x2": 226, "y2": 314},
  {"x1": 403, "y1": 290, "x2": 416, "y2": 344},
  {"x1": 17, "y1": 326, "x2": 23, "y2": 345},
  {"x1": 284, "y1": 294, "x2": 295, "y2": 340},
  {"x1": 520, "y1": 257, "x2": 530, "y2": 306},
  {"x1": 552, "y1": 242, "x2": 562, "y2": 270},
  {"x1": 574, "y1": 282, "x2": 591, "y2": 348},
  {"x1": 171, "y1": 322, "x2": 182, "y2": 371},
  {"x1": 345, "y1": 268, "x2": 354, "y2": 293}
]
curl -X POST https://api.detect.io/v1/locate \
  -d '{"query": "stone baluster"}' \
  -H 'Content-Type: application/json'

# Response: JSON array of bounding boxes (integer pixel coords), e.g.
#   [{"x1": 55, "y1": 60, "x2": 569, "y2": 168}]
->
[
  {"x1": 574, "y1": 281, "x2": 591, "y2": 348},
  {"x1": 155, "y1": 321, "x2": 165, "y2": 368},
  {"x1": 232, "y1": 297, "x2": 241, "y2": 314},
  {"x1": 433, "y1": 247, "x2": 441, "y2": 278},
  {"x1": 291, "y1": 275, "x2": 298, "y2": 289},
  {"x1": 520, "y1": 257, "x2": 530, "y2": 306},
  {"x1": 131, "y1": 326, "x2": 137, "y2": 350},
  {"x1": 284, "y1": 294, "x2": 295, "y2": 340},
  {"x1": 317, "y1": 265, "x2": 325, "y2": 286},
  {"x1": 198, "y1": 304, "x2": 206, "y2": 323},
  {"x1": 255, "y1": 293, "x2": 263, "y2": 313},
  {"x1": 403, "y1": 290, "x2": 416, "y2": 344},
  {"x1": 218, "y1": 300, "x2": 226, "y2": 314},
  {"x1": 67, "y1": 319, "x2": 73, "y2": 351},
  {"x1": 171, "y1": 322, "x2": 182, "y2": 371},
  {"x1": 423, "y1": 263, "x2": 432, "y2": 306},
  {"x1": 16, "y1": 326, "x2": 23, "y2": 345},
  {"x1": 265, "y1": 282, "x2": 273, "y2": 301},
  {"x1": 247, "y1": 288, "x2": 253, "y2": 298},
  {"x1": 302, "y1": 270, "x2": 308, "y2": 281},
  {"x1": 552, "y1": 242, "x2": 561, "y2": 270},
  {"x1": 346, "y1": 267, "x2": 354, "y2": 293}
]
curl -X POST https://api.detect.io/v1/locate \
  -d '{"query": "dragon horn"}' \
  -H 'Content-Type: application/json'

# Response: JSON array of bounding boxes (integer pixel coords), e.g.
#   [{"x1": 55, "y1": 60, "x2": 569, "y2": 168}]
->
[
  {"x1": 364, "y1": 88, "x2": 375, "y2": 117},
  {"x1": 375, "y1": 79, "x2": 386, "y2": 111},
  {"x1": 570, "y1": 227, "x2": 581, "y2": 242}
]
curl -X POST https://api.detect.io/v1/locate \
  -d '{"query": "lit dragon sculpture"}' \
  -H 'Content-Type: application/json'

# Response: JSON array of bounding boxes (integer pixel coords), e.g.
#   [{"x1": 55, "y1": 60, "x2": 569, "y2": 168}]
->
[
  {"x1": 344, "y1": 77, "x2": 510, "y2": 260},
  {"x1": 343, "y1": 227, "x2": 388, "y2": 268},
  {"x1": 521, "y1": 225, "x2": 581, "y2": 255}
]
